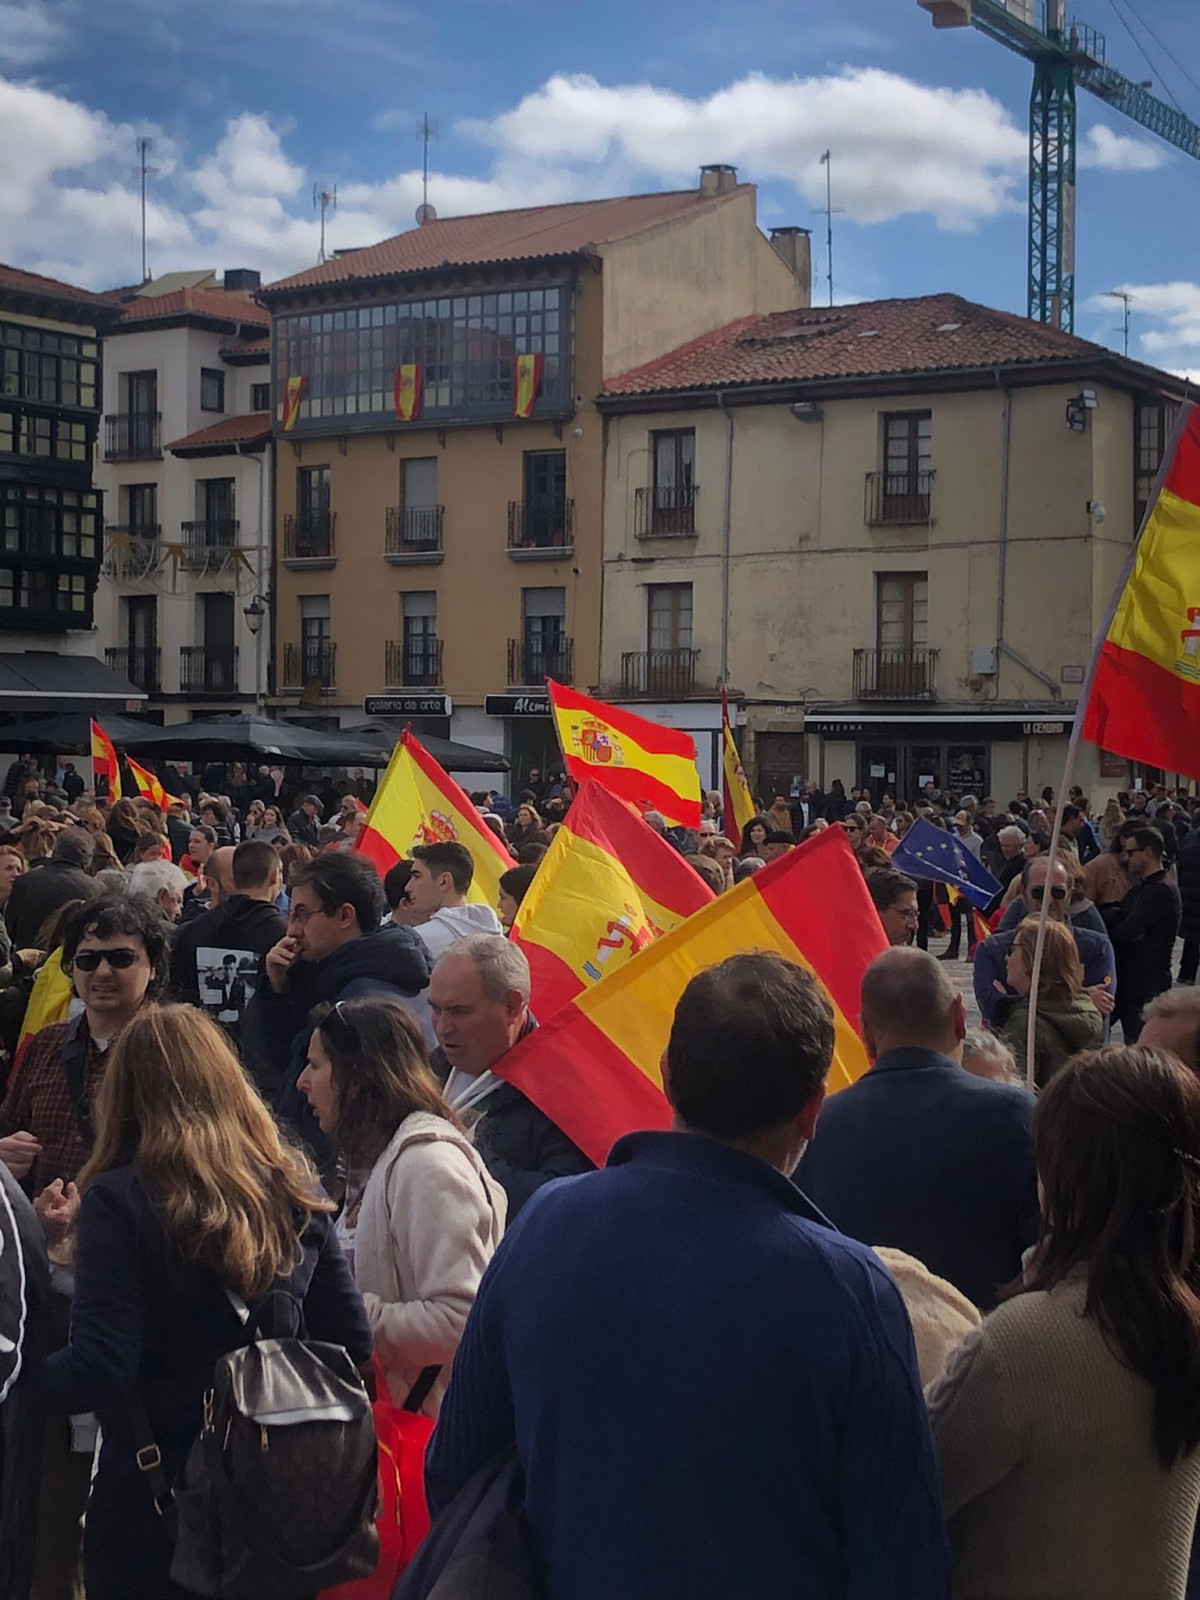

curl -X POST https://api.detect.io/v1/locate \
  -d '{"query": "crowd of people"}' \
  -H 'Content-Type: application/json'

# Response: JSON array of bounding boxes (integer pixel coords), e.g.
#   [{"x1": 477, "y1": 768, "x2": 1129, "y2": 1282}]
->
[{"x1": 0, "y1": 749, "x2": 1197, "y2": 1599}]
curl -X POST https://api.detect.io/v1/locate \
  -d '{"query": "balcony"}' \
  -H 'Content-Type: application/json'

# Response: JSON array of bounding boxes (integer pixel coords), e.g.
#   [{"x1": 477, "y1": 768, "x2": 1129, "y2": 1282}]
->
[
  {"x1": 865, "y1": 470, "x2": 934, "y2": 526},
  {"x1": 853, "y1": 647, "x2": 939, "y2": 701},
  {"x1": 385, "y1": 638, "x2": 443, "y2": 688},
  {"x1": 282, "y1": 642, "x2": 337, "y2": 692},
  {"x1": 385, "y1": 505, "x2": 444, "y2": 565},
  {"x1": 105, "y1": 645, "x2": 161, "y2": 694},
  {"x1": 635, "y1": 484, "x2": 698, "y2": 538},
  {"x1": 283, "y1": 512, "x2": 336, "y2": 568},
  {"x1": 101, "y1": 527, "x2": 161, "y2": 580},
  {"x1": 180, "y1": 518, "x2": 240, "y2": 573},
  {"x1": 620, "y1": 648, "x2": 699, "y2": 698},
  {"x1": 508, "y1": 636, "x2": 573, "y2": 687},
  {"x1": 507, "y1": 499, "x2": 573, "y2": 560},
  {"x1": 180, "y1": 645, "x2": 239, "y2": 695},
  {"x1": 104, "y1": 412, "x2": 161, "y2": 462}
]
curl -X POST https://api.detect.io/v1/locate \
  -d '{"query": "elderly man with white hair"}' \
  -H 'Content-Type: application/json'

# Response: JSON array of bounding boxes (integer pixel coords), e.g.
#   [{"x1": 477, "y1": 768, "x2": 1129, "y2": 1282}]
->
[
  {"x1": 126, "y1": 858, "x2": 189, "y2": 923},
  {"x1": 427, "y1": 934, "x2": 593, "y2": 1216}
]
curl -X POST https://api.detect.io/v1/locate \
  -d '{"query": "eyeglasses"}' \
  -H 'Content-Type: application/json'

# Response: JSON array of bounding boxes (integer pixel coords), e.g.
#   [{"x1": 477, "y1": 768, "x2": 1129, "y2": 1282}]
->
[
  {"x1": 322, "y1": 1000, "x2": 359, "y2": 1049},
  {"x1": 288, "y1": 904, "x2": 334, "y2": 927},
  {"x1": 1030, "y1": 886, "x2": 1068, "y2": 902},
  {"x1": 72, "y1": 947, "x2": 140, "y2": 971}
]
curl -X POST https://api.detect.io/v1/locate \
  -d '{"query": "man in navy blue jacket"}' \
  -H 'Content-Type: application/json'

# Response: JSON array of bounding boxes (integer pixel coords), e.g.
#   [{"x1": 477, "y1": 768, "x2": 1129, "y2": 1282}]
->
[
  {"x1": 799, "y1": 946, "x2": 1038, "y2": 1310},
  {"x1": 427, "y1": 952, "x2": 950, "y2": 1600}
]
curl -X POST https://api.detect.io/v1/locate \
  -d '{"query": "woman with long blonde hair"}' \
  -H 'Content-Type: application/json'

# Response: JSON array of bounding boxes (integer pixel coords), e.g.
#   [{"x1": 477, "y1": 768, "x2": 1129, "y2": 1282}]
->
[{"x1": 46, "y1": 1004, "x2": 370, "y2": 1600}]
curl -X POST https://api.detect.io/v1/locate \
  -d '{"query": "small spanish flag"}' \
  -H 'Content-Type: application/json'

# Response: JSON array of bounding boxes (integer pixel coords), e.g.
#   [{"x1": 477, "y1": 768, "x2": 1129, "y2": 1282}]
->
[
  {"x1": 90, "y1": 719, "x2": 121, "y2": 801},
  {"x1": 720, "y1": 687, "x2": 755, "y2": 840},
  {"x1": 281, "y1": 374, "x2": 306, "y2": 432},
  {"x1": 126, "y1": 755, "x2": 170, "y2": 812},
  {"x1": 394, "y1": 363, "x2": 422, "y2": 421},
  {"x1": 514, "y1": 352, "x2": 543, "y2": 419}
]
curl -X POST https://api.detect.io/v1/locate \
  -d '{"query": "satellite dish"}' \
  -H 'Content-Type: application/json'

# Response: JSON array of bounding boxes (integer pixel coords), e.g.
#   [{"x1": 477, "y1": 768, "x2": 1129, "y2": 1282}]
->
[{"x1": 415, "y1": 203, "x2": 437, "y2": 225}]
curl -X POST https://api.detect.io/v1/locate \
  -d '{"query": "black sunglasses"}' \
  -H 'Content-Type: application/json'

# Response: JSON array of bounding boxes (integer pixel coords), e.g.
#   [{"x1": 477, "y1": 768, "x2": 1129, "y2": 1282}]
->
[
  {"x1": 72, "y1": 947, "x2": 139, "y2": 971},
  {"x1": 1030, "y1": 885, "x2": 1067, "y2": 902},
  {"x1": 321, "y1": 1000, "x2": 360, "y2": 1049}
]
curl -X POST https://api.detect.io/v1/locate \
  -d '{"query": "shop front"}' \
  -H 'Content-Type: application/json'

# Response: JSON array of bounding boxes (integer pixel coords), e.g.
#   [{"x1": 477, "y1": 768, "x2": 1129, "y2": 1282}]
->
[{"x1": 484, "y1": 692, "x2": 560, "y2": 791}]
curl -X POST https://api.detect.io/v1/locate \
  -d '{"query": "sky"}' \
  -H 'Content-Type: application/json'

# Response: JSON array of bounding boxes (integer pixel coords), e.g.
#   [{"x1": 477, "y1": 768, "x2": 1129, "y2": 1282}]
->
[{"x1": 3, "y1": 0, "x2": 1200, "y2": 373}]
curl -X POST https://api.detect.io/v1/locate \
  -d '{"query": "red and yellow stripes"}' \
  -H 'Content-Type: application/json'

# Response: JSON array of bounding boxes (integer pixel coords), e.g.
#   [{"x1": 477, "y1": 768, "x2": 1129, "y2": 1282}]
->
[
  {"x1": 126, "y1": 755, "x2": 170, "y2": 811},
  {"x1": 548, "y1": 679, "x2": 701, "y2": 828},
  {"x1": 721, "y1": 688, "x2": 755, "y2": 839},
  {"x1": 497, "y1": 826, "x2": 886, "y2": 1165},
  {"x1": 90, "y1": 719, "x2": 121, "y2": 801}
]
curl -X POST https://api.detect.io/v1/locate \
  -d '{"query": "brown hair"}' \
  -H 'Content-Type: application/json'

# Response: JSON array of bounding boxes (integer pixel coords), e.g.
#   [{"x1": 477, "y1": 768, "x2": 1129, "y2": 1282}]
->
[
  {"x1": 81, "y1": 1005, "x2": 330, "y2": 1299},
  {"x1": 1013, "y1": 916, "x2": 1084, "y2": 1003},
  {"x1": 312, "y1": 996, "x2": 464, "y2": 1168},
  {"x1": 17, "y1": 820, "x2": 57, "y2": 862},
  {"x1": 1022, "y1": 1046, "x2": 1200, "y2": 1466},
  {"x1": 88, "y1": 832, "x2": 124, "y2": 876},
  {"x1": 75, "y1": 806, "x2": 106, "y2": 834},
  {"x1": 106, "y1": 797, "x2": 152, "y2": 840}
]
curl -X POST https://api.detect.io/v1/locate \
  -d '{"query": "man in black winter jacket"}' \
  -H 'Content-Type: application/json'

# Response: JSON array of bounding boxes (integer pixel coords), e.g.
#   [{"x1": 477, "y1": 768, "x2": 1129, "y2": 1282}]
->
[
  {"x1": 5, "y1": 831, "x2": 96, "y2": 952},
  {"x1": 243, "y1": 851, "x2": 431, "y2": 1150},
  {"x1": 169, "y1": 840, "x2": 286, "y2": 1054},
  {"x1": 1106, "y1": 826, "x2": 1182, "y2": 1042}
]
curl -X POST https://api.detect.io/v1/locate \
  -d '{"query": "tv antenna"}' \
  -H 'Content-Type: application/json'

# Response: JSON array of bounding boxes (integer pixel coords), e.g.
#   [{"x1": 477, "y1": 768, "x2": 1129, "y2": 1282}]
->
[
  {"x1": 810, "y1": 150, "x2": 844, "y2": 309},
  {"x1": 416, "y1": 113, "x2": 438, "y2": 215},
  {"x1": 131, "y1": 136, "x2": 160, "y2": 284},
  {"x1": 313, "y1": 183, "x2": 337, "y2": 265},
  {"x1": 1104, "y1": 289, "x2": 1133, "y2": 358}
]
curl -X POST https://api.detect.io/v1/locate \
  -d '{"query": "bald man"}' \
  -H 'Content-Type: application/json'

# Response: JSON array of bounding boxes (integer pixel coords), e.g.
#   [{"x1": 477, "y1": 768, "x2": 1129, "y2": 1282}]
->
[
  {"x1": 1140, "y1": 989, "x2": 1200, "y2": 1077},
  {"x1": 797, "y1": 947, "x2": 1038, "y2": 1310}
]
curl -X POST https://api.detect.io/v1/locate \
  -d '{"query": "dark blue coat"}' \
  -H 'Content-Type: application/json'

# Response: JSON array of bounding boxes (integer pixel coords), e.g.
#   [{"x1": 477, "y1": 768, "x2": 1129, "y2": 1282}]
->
[
  {"x1": 1178, "y1": 829, "x2": 1200, "y2": 944},
  {"x1": 427, "y1": 1131, "x2": 950, "y2": 1600},
  {"x1": 797, "y1": 1047, "x2": 1039, "y2": 1309}
]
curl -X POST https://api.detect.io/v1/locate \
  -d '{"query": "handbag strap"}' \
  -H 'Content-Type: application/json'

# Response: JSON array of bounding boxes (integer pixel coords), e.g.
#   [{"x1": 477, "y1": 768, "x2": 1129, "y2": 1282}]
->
[
  {"x1": 402, "y1": 1364, "x2": 441, "y2": 1414},
  {"x1": 60, "y1": 1015, "x2": 94, "y2": 1149},
  {"x1": 127, "y1": 1393, "x2": 176, "y2": 1518}
]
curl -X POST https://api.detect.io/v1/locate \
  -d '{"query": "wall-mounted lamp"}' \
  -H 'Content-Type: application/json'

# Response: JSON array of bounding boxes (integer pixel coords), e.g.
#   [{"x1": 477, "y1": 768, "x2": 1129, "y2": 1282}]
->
[
  {"x1": 1065, "y1": 388, "x2": 1098, "y2": 432},
  {"x1": 789, "y1": 401, "x2": 824, "y2": 422}
]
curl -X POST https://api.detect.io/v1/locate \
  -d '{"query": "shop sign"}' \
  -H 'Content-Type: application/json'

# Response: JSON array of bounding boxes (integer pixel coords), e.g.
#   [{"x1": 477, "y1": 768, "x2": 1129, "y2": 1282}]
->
[
  {"x1": 485, "y1": 693, "x2": 551, "y2": 717},
  {"x1": 816, "y1": 721, "x2": 864, "y2": 736},
  {"x1": 364, "y1": 694, "x2": 452, "y2": 717},
  {"x1": 1022, "y1": 721, "x2": 1067, "y2": 736}
]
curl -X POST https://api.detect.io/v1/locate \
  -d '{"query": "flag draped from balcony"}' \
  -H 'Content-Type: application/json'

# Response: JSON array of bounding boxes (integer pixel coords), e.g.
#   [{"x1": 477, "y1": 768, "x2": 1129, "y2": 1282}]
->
[
  {"x1": 90, "y1": 719, "x2": 121, "y2": 801},
  {"x1": 720, "y1": 688, "x2": 755, "y2": 839},
  {"x1": 393, "y1": 363, "x2": 422, "y2": 421},
  {"x1": 355, "y1": 730, "x2": 514, "y2": 908},
  {"x1": 125, "y1": 756, "x2": 170, "y2": 812},
  {"x1": 495, "y1": 826, "x2": 886, "y2": 1165},
  {"x1": 512, "y1": 778, "x2": 713, "y2": 1022},
  {"x1": 513, "y1": 353, "x2": 543, "y2": 419},
  {"x1": 1082, "y1": 403, "x2": 1200, "y2": 780},
  {"x1": 281, "y1": 375, "x2": 306, "y2": 432},
  {"x1": 546, "y1": 679, "x2": 702, "y2": 828}
]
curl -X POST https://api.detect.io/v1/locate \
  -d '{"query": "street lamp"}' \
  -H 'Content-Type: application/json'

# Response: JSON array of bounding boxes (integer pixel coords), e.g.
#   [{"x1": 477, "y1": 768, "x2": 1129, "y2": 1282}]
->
[
  {"x1": 243, "y1": 595, "x2": 268, "y2": 712},
  {"x1": 243, "y1": 595, "x2": 267, "y2": 635}
]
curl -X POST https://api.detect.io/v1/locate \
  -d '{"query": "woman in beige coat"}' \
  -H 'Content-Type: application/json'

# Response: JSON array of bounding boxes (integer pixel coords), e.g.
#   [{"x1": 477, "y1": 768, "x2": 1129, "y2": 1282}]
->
[{"x1": 298, "y1": 995, "x2": 506, "y2": 1415}]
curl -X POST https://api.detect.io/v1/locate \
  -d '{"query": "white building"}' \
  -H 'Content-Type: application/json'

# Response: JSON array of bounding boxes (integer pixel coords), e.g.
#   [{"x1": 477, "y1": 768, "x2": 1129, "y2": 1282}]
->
[{"x1": 94, "y1": 271, "x2": 272, "y2": 723}]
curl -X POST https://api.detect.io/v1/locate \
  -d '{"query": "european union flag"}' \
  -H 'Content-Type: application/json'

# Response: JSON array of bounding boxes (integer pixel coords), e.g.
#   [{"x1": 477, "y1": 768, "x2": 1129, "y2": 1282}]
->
[{"x1": 891, "y1": 818, "x2": 1002, "y2": 911}]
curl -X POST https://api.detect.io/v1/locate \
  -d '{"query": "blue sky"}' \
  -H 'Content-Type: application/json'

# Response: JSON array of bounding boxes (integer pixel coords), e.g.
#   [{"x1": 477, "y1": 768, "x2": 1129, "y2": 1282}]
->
[{"x1": 3, "y1": 0, "x2": 1200, "y2": 370}]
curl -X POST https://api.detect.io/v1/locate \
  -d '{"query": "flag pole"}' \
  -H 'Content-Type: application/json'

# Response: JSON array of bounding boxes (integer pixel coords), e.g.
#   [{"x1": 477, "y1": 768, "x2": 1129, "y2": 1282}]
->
[{"x1": 1023, "y1": 400, "x2": 1194, "y2": 1090}]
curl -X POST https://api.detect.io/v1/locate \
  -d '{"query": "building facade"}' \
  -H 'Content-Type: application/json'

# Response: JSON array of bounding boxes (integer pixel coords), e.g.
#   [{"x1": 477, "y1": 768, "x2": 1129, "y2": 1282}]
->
[
  {"x1": 93, "y1": 272, "x2": 271, "y2": 723},
  {"x1": 597, "y1": 294, "x2": 1187, "y2": 804},
  {"x1": 260, "y1": 168, "x2": 809, "y2": 777}
]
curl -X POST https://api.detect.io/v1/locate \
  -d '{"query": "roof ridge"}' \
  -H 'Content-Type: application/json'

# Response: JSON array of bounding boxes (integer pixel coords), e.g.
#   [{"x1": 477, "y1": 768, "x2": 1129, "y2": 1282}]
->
[{"x1": 604, "y1": 313, "x2": 763, "y2": 391}]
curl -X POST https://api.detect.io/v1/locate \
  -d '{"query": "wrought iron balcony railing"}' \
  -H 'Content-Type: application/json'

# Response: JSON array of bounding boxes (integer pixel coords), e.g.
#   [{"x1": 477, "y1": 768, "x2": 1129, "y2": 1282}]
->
[{"x1": 853, "y1": 647, "x2": 939, "y2": 701}]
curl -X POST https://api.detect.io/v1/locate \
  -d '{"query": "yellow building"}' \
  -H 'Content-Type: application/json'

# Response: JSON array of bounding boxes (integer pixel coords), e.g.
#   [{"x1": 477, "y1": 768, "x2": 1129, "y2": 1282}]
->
[
  {"x1": 260, "y1": 167, "x2": 807, "y2": 776},
  {"x1": 596, "y1": 294, "x2": 1188, "y2": 805}
]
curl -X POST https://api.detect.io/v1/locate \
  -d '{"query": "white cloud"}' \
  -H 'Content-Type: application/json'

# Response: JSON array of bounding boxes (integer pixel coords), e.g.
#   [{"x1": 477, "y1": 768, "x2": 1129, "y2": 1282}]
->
[
  {"x1": 369, "y1": 107, "x2": 412, "y2": 134},
  {"x1": 0, "y1": 1, "x2": 68, "y2": 67},
  {"x1": 1082, "y1": 281, "x2": 1200, "y2": 376},
  {"x1": 1079, "y1": 124, "x2": 1167, "y2": 173}
]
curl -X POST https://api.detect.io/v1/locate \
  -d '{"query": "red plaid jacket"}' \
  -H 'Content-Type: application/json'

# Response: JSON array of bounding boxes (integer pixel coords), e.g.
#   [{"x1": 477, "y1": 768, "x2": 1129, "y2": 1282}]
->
[{"x1": 0, "y1": 1018, "x2": 107, "y2": 1194}]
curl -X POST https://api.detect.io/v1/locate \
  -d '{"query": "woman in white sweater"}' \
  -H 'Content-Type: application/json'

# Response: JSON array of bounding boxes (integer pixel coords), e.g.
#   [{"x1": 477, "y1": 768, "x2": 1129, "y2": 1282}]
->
[
  {"x1": 298, "y1": 995, "x2": 506, "y2": 1415},
  {"x1": 927, "y1": 1045, "x2": 1200, "y2": 1599}
]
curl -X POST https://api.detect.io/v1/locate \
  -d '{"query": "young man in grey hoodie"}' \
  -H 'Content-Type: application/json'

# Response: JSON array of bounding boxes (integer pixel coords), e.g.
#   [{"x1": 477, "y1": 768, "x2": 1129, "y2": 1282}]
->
[{"x1": 405, "y1": 841, "x2": 503, "y2": 959}]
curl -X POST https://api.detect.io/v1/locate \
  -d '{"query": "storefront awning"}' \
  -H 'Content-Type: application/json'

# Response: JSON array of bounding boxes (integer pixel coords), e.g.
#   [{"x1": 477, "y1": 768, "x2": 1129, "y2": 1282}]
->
[{"x1": 0, "y1": 652, "x2": 146, "y2": 712}]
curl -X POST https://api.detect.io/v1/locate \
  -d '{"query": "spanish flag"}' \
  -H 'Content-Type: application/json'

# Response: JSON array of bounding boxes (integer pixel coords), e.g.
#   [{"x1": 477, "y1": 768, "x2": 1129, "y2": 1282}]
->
[
  {"x1": 496, "y1": 826, "x2": 886, "y2": 1165},
  {"x1": 90, "y1": 719, "x2": 121, "y2": 801},
  {"x1": 281, "y1": 374, "x2": 306, "y2": 432},
  {"x1": 126, "y1": 755, "x2": 170, "y2": 812},
  {"x1": 514, "y1": 353, "x2": 543, "y2": 419},
  {"x1": 14, "y1": 950, "x2": 73, "y2": 1065},
  {"x1": 513, "y1": 779, "x2": 713, "y2": 1021},
  {"x1": 1083, "y1": 403, "x2": 1200, "y2": 779},
  {"x1": 356, "y1": 731, "x2": 514, "y2": 910},
  {"x1": 547, "y1": 679, "x2": 701, "y2": 829},
  {"x1": 394, "y1": 363, "x2": 422, "y2": 421},
  {"x1": 720, "y1": 688, "x2": 755, "y2": 839}
]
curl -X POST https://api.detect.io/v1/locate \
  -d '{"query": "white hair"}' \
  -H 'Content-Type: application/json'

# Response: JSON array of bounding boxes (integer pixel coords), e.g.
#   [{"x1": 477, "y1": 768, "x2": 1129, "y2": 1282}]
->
[
  {"x1": 436, "y1": 932, "x2": 531, "y2": 1004},
  {"x1": 961, "y1": 1028, "x2": 1020, "y2": 1085},
  {"x1": 127, "y1": 860, "x2": 188, "y2": 901},
  {"x1": 998, "y1": 825, "x2": 1025, "y2": 845}
]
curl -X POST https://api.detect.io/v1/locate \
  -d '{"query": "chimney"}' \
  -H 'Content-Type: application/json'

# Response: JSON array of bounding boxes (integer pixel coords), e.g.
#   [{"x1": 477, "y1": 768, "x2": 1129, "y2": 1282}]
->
[
  {"x1": 699, "y1": 163, "x2": 739, "y2": 196},
  {"x1": 769, "y1": 227, "x2": 813, "y2": 303},
  {"x1": 223, "y1": 269, "x2": 262, "y2": 291}
]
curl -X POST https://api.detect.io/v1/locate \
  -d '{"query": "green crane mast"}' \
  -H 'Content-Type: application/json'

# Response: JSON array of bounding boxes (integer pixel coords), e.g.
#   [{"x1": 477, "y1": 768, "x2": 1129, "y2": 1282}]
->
[{"x1": 918, "y1": 0, "x2": 1200, "y2": 331}]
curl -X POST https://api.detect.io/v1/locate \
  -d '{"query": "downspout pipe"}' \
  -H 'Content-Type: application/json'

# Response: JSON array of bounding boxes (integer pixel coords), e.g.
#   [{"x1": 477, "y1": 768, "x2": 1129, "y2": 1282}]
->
[
  {"x1": 993, "y1": 373, "x2": 1060, "y2": 698},
  {"x1": 717, "y1": 391, "x2": 734, "y2": 686}
]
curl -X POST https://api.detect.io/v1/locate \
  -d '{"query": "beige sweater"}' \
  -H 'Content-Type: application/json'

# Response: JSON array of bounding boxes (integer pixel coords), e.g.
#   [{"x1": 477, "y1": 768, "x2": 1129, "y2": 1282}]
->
[
  {"x1": 927, "y1": 1270, "x2": 1200, "y2": 1600},
  {"x1": 353, "y1": 1111, "x2": 506, "y2": 1417}
]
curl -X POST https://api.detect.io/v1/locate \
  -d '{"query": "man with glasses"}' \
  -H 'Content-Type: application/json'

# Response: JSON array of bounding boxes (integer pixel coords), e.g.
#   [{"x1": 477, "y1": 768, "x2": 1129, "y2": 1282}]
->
[
  {"x1": 973, "y1": 856, "x2": 1116, "y2": 1030},
  {"x1": 865, "y1": 870, "x2": 920, "y2": 947},
  {"x1": 1107, "y1": 826, "x2": 1181, "y2": 1042}
]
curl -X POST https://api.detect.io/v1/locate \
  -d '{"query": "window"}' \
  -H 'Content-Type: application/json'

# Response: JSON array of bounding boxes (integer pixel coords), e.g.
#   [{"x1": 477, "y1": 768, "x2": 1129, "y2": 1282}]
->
[
  {"x1": 126, "y1": 594, "x2": 157, "y2": 652},
  {"x1": 399, "y1": 457, "x2": 440, "y2": 549},
  {"x1": 123, "y1": 371, "x2": 157, "y2": 416},
  {"x1": 0, "y1": 319, "x2": 99, "y2": 410},
  {"x1": 124, "y1": 483, "x2": 157, "y2": 538},
  {"x1": 298, "y1": 466, "x2": 331, "y2": 529},
  {"x1": 877, "y1": 411, "x2": 932, "y2": 523},
  {"x1": 874, "y1": 572, "x2": 930, "y2": 696},
  {"x1": 648, "y1": 583, "x2": 693, "y2": 653},
  {"x1": 522, "y1": 586, "x2": 566, "y2": 680},
  {"x1": 200, "y1": 368, "x2": 225, "y2": 412},
  {"x1": 401, "y1": 591, "x2": 439, "y2": 684},
  {"x1": 1135, "y1": 399, "x2": 1180, "y2": 528},
  {"x1": 198, "y1": 479, "x2": 236, "y2": 542},
  {"x1": 0, "y1": 409, "x2": 89, "y2": 462},
  {"x1": 251, "y1": 382, "x2": 270, "y2": 412},
  {"x1": 651, "y1": 429, "x2": 696, "y2": 532},
  {"x1": 0, "y1": 483, "x2": 99, "y2": 563},
  {"x1": 273, "y1": 284, "x2": 570, "y2": 429},
  {"x1": 514, "y1": 451, "x2": 570, "y2": 548}
]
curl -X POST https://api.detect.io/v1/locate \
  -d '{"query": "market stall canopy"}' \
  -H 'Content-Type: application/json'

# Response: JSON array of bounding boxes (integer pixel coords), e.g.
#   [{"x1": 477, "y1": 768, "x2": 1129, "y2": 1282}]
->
[
  {"x1": 0, "y1": 711, "x2": 153, "y2": 753},
  {"x1": 119, "y1": 714, "x2": 509, "y2": 773},
  {"x1": 0, "y1": 653, "x2": 145, "y2": 714}
]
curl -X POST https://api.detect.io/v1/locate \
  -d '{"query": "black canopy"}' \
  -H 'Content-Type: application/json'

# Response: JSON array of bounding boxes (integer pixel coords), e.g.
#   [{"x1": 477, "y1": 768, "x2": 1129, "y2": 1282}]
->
[
  {"x1": 0, "y1": 712, "x2": 155, "y2": 754},
  {"x1": 119, "y1": 714, "x2": 509, "y2": 773}
]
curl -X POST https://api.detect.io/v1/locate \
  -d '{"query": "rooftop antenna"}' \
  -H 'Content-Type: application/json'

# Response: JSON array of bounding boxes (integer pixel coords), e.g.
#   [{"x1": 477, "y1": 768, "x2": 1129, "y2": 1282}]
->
[
  {"x1": 1104, "y1": 289, "x2": 1133, "y2": 358},
  {"x1": 131, "y1": 136, "x2": 160, "y2": 284},
  {"x1": 416, "y1": 113, "x2": 438, "y2": 216},
  {"x1": 313, "y1": 183, "x2": 337, "y2": 265},
  {"x1": 811, "y1": 150, "x2": 844, "y2": 309}
]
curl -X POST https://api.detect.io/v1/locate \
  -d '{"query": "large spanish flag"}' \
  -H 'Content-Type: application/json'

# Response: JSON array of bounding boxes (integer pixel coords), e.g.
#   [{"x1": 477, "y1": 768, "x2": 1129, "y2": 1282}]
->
[
  {"x1": 394, "y1": 363, "x2": 422, "y2": 421},
  {"x1": 548, "y1": 679, "x2": 701, "y2": 829},
  {"x1": 356, "y1": 731, "x2": 514, "y2": 909},
  {"x1": 126, "y1": 755, "x2": 170, "y2": 812},
  {"x1": 513, "y1": 778, "x2": 713, "y2": 1022},
  {"x1": 497, "y1": 825, "x2": 886, "y2": 1165},
  {"x1": 90, "y1": 719, "x2": 121, "y2": 801},
  {"x1": 1083, "y1": 404, "x2": 1200, "y2": 778},
  {"x1": 514, "y1": 353, "x2": 543, "y2": 419},
  {"x1": 281, "y1": 374, "x2": 306, "y2": 432},
  {"x1": 721, "y1": 688, "x2": 755, "y2": 839}
]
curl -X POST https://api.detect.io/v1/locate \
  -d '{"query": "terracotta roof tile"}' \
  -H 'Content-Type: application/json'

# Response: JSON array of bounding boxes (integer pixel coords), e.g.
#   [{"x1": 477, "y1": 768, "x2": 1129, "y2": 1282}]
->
[
  {"x1": 229, "y1": 335, "x2": 270, "y2": 356},
  {"x1": 114, "y1": 287, "x2": 269, "y2": 330},
  {"x1": 0, "y1": 261, "x2": 121, "y2": 311},
  {"x1": 264, "y1": 187, "x2": 746, "y2": 295},
  {"x1": 165, "y1": 412, "x2": 271, "y2": 453},
  {"x1": 602, "y1": 293, "x2": 1133, "y2": 396}
]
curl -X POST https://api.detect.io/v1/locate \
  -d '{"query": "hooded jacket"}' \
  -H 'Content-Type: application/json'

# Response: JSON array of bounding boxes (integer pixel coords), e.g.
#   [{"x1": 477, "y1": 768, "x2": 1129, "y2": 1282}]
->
[
  {"x1": 415, "y1": 902, "x2": 504, "y2": 963},
  {"x1": 995, "y1": 994, "x2": 1105, "y2": 1089},
  {"x1": 169, "y1": 893, "x2": 288, "y2": 1051}
]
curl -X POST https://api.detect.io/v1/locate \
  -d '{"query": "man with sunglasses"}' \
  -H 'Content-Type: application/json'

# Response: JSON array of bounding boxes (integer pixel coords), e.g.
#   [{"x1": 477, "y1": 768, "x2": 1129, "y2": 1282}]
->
[
  {"x1": 1107, "y1": 826, "x2": 1181, "y2": 1043},
  {"x1": 973, "y1": 856, "x2": 1117, "y2": 1031}
]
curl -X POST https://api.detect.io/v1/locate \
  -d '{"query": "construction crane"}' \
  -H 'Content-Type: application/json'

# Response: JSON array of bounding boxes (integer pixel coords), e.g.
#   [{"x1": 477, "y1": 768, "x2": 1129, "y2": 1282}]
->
[{"x1": 918, "y1": 0, "x2": 1200, "y2": 331}]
